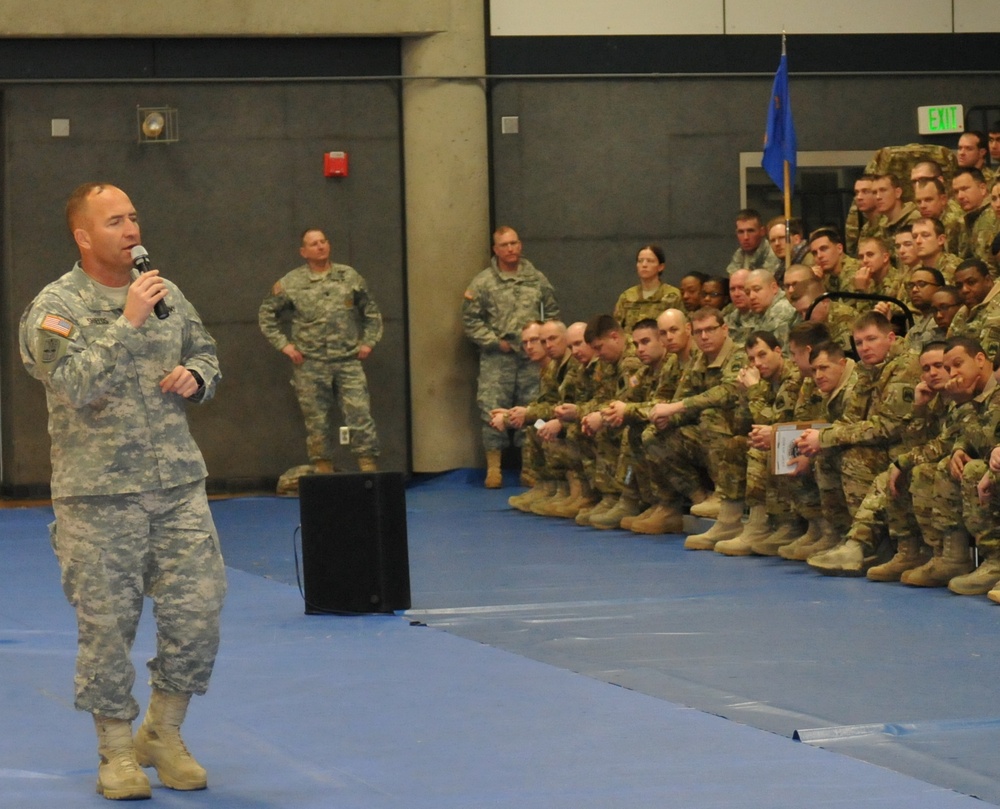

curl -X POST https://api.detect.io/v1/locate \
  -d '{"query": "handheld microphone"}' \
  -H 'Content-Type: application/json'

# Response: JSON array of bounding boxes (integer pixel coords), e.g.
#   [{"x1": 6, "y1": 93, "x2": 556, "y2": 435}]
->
[{"x1": 130, "y1": 245, "x2": 170, "y2": 320}]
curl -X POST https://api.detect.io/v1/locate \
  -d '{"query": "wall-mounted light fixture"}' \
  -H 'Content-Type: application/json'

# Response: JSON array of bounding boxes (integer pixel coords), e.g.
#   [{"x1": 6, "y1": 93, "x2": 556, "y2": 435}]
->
[{"x1": 137, "y1": 106, "x2": 179, "y2": 144}]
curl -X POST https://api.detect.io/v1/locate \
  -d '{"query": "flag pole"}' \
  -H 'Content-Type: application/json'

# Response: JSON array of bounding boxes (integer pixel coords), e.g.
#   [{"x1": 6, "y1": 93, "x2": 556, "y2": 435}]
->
[{"x1": 781, "y1": 32, "x2": 791, "y2": 274}]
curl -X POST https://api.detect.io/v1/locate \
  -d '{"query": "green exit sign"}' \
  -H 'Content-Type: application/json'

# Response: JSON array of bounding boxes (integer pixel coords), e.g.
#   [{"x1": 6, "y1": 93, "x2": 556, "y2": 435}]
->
[{"x1": 917, "y1": 104, "x2": 965, "y2": 135}]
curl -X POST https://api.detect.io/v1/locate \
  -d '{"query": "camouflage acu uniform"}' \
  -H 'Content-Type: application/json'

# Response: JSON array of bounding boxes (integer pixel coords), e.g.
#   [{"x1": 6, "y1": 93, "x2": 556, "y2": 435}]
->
[
  {"x1": 919, "y1": 378, "x2": 1000, "y2": 554},
  {"x1": 847, "y1": 392, "x2": 946, "y2": 552},
  {"x1": 814, "y1": 342, "x2": 919, "y2": 536},
  {"x1": 942, "y1": 200, "x2": 966, "y2": 256},
  {"x1": 745, "y1": 294, "x2": 797, "y2": 348},
  {"x1": 537, "y1": 355, "x2": 592, "y2": 482},
  {"x1": 946, "y1": 283, "x2": 1000, "y2": 361},
  {"x1": 724, "y1": 307, "x2": 756, "y2": 347},
  {"x1": 614, "y1": 356, "x2": 673, "y2": 506},
  {"x1": 743, "y1": 361, "x2": 801, "y2": 509},
  {"x1": 879, "y1": 202, "x2": 921, "y2": 248},
  {"x1": 960, "y1": 203, "x2": 999, "y2": 272},
  {"x1": 895, "y1": 397, "x2": 969, "y2": 554},
  {"x1": 581, "y1": 357, "x2": 631, "y2": 497},
  {"x1": 825, "y1": 256, "x2": 862, "y2": 295},
  {"x1": 845, "y1": 211, "x2": 880, "y2": 257},
  {"x1": 642, "y1": 338, "x2": 748, "y2": 503},
  {"x1": 259, "y1": 262, "x2": 383, "y2": 460},
  {"x1": 462, "y1": 258, "x2": 559, "y2": 451},
  {"x1": 614, "y1": 283, "x2": 682, "y2": 338},
  {"x1": 903, "y1": 313, "x2": 944, "y2": 353},
  {"x1": 559, "y1": 357, "x2": 601, "y2": 489},
  {"x1": 523, "y1": 352, "x2": 572, "y2": 482},
  {"x1": 933, "y1": 252, "x2": 962, "y2": 284},
  {"x1": 20, "y1": 262, "x2": 226, "y2": 721},
  {"x1": 822, "y1": 300, "x2": 861, "y2": 350},
  {"x1": 778, "y1": 372, "x2": 832, "y2": 523},
  {"x1": 726, "y1": 240, "x2": 782, "y2": 275}
]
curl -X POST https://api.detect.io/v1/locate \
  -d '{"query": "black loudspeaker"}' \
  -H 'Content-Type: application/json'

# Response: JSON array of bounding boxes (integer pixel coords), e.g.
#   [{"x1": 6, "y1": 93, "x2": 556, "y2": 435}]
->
[{"x1": 298, "y1": 472, "x2": 411, "y2": 615}]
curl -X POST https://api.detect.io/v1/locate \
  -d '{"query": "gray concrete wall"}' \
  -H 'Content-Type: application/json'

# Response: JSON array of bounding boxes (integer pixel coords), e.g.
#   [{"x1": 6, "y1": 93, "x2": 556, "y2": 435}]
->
[{"x1": 1, "y1": 80, "x2": 407, "y2": 491}]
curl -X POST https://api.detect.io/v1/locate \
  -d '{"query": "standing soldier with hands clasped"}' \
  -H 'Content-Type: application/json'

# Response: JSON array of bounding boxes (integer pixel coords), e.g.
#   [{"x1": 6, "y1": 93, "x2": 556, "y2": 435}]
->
[
  {"x1": 260, "y1": 228, "x2": 383, "y2": 483},
  {"x1": 463, "y1": 226, "x2": 559, "y2": 488}
]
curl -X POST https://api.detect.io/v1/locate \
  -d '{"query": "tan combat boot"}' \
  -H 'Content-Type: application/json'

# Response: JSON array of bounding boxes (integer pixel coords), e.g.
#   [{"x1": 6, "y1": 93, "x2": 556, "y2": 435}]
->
[
  {"x1": 902, "y1": 529, "x2": 974, "y2": 587},
  {"x1": 553, "y1": 475, "x2": 599, "y2": 519},
  {"x1": 807, "y1": 538, "x2": 869, "y2": 576},
  {"x1": 684, "y1": 499, "x2": 744, "y2": 550},
  {"x1": 749, "y1": 515, "x2": 804, "y2": 556},
  {"x1": 508, "y1": 480, "x2": 552, "y2": 512},
  {"x1": 484, "y1": 450, "x2": 503, "y2": 488},
  {"x1": 576, "y1": 493, "x2": 617, "y2": 526},
  {"x1": 546, "y1": 473, "x2": 582, "y2": 517},
  {"x1": 715, "y1": 505, "x2": 769, "y2": 556},
  {"x1": 689, "y1": 491, "x2": 721, "y2": 518},
  {"x1": 134, "y1": 690, "x2": 207, "y2": 791},
  {"x1": 621, "y1": 502, "x2": 655, "y2": 530},
  {"x1": 777, "y1": 518, "x2": 824, "y2": 560},
  {"x1": 589, "y1": 493, "x2": 642, "y2": 530},
  {"x1": 530, "y1": 480, "x2": 570, "y2": 515},
  {"x1": 867, "y1": 534, "x2": 929, "y2": 582},
  {"x1": 357, "y1": 456, "x2": 378, "y2": 472},
  {"x1": 948, "y1": 556, "x2": 1000, "y2": 595},
  {"x1": 629, "y1": 503, "x2": 684, "y2": 535},
  {"x1": 94, "y1": 716, "x2": 151, "y2": 800}
]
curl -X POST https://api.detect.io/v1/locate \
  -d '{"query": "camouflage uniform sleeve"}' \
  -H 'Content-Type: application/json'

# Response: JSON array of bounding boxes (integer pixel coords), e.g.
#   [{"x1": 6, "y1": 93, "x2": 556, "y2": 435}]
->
[
  {"x1": 258, "y1": 276, "x2": 294, "y2": 351},
  {"x1": 355, "y1": 275, "x2": 384, "y2": 348},
  {"x1": 819, "y1": 367, "x2": 916, "y2": 450},
  {"x1": 681, "y1": 380, "x2": 740, "y2": 416},
  {"x1": 896, "y1": 402, "x2": 965, "y2": 471},
  {"x1": 21, "y1": 290, "x2": 159, "y2": 409},
  {"x1": 745, "y1": 381, "x2": 773, "y2": 423},
  {"x1": 461, "y1": 275, "x2": 502, "y2": 351},
  {"x1": 177, "y1": 291, "x2": 221, "y2": 404}
]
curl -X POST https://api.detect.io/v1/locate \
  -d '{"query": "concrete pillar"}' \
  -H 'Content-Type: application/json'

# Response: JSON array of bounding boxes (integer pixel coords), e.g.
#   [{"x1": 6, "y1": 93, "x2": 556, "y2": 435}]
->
[{"x1": 401, "y1": 3, "x2": 489, "y2": 472}]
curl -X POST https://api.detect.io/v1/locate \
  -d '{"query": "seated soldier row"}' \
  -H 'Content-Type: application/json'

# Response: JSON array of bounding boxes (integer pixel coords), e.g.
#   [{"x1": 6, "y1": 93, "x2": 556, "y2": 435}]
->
[{"x1": 494, "y1": 283, "x2": 1000, "y2": 605}]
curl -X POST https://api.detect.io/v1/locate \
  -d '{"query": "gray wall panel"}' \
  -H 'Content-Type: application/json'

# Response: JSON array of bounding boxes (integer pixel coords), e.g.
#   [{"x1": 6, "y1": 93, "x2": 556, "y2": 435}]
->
[{"x1": 1, "y1": 80, "x2": 407, "y2": 493}]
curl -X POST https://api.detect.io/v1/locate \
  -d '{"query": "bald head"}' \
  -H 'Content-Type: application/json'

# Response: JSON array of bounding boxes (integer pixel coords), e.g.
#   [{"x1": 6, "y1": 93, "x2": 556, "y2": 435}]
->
[
  {"x1": 540, "y1": 320, "x2": 568, "y2": 360},
  {"x1": 747, "y1": 269, "x2": 779, "y2": 314},
  {"x1": 657, "y1": 307, "x2": 692, "y2": 354},
  {"x1": 729, "y1": 268, "x2": 751, "y2": 312},
  {"x1": 566, "y1": 321, "x2": 594, "y2": 363}
]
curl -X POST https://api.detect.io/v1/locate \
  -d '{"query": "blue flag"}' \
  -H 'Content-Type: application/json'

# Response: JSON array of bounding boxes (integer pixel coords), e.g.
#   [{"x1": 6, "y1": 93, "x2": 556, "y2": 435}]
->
[{"x1": 761, "y1": 51, "x2": 797, "y2": 192}]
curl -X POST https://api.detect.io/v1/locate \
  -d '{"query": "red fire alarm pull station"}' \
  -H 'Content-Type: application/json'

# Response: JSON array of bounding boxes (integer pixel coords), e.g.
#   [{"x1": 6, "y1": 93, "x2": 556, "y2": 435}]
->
[{"x1": 324, "y1": 151, "x2": 349, "y2": 177}]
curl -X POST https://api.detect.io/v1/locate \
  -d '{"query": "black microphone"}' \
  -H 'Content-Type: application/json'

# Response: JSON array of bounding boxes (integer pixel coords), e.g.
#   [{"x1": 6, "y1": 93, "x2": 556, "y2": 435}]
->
[{"x1": 130, "y1": 245, "x2": 170, "y2": 320}]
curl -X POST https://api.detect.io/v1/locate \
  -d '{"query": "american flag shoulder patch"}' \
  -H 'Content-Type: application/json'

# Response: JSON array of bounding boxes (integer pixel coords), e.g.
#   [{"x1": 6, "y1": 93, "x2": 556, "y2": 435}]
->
[{"x1": 40, "y1": 313, "x2": 74, "y2": 338}]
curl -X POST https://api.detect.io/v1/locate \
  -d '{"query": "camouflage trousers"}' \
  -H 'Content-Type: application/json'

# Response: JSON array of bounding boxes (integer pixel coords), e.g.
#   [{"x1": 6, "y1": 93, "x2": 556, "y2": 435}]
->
[
  {"x1": 292, "y1": 358, "x2": 379, "y2": 460},
  {"x1": 50, "y1": 480, "x2": 227, "y2": 722},
  {"x1": 745, "y1": 448, "x2": 768, "y2": 508},
  {"x1": 616, "y1": 424, "x2": 655, "y2": 505},
  {"x1": 593, "y1": 423, "x2": 626, "y2": 496},
  {"x1": 963, "y1": 461, "x2": 1000, "y2": 556},
  {"x1": 537, "y1": 424, "x2": 579, "y2": 483},
  {"x1": 914, "y1": 458, "x2": 1000, "y2": 556},
  {"x1": 845, "y1": 465, "x2": 920, "y2": 551},
  {"x1": 814, "y1": 445, "x2": 887, "y2": 535},
  {"x1": 768, "y1": 467, "x2": 821, "y2": 521},
  {"x1": 910, "y1": 461, "x2": 944, "y2": 551},
  {"x1": 751, "y1": 448, "x2": 817, "y2": 521},
  {"x1": 521, "y1": 426, "x2": 545, "y2": 479},
  {"x1": 476, "y1": 351, "x2": 539, "y2": 451},
  {"x1": 642, "y1": 424, "x2": 746, "y2": 503}
]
